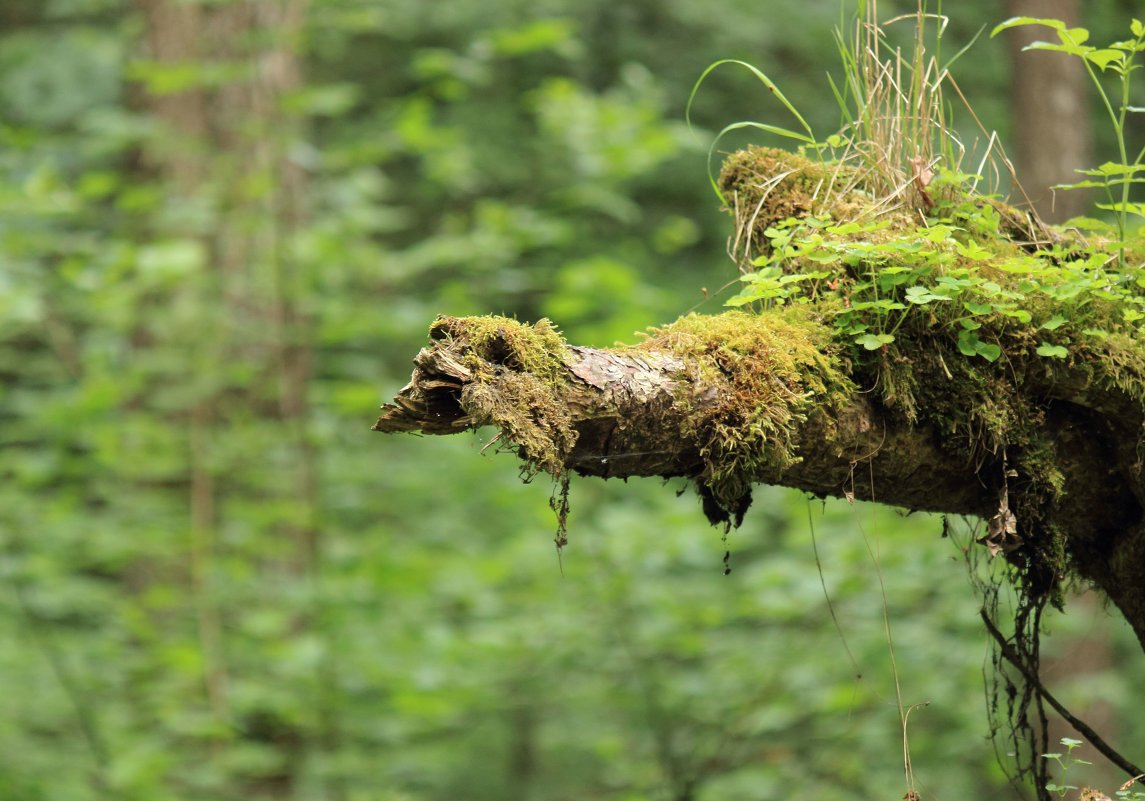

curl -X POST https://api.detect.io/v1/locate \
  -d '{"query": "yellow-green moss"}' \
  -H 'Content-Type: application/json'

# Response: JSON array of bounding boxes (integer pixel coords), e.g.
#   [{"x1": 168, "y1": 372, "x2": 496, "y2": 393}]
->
[
  {"x1": 639, "y1": 308, "x2": 854, "y2": 512},
  {"x1": 430, "y1": 315, "x2": 574, "y2": 476},
  {"x1": 718, "y1": 145, "x2": 914, "y2": 270},
  {"x1": 431, "y1": 314, "x2": 568, "y2": 386}
]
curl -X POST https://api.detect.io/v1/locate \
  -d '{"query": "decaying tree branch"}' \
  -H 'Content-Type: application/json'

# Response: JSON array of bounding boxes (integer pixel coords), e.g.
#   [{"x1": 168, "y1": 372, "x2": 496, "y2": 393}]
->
[
  {"x1": 376, "y1": 313, "x2": 999, "y2": 518},
  {"x1": 375, "y1": 147, "x2": 1145, "y2": 656},
  {"x1": 375, "y1": 309, "x2": 1145, "y2": 652}
]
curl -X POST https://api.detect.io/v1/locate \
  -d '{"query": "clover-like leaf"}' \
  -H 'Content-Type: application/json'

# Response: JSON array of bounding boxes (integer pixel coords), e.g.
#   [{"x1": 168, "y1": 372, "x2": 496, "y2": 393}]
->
[{"x1": 855, "y1": 333, "x2": 894, "y2": 350}]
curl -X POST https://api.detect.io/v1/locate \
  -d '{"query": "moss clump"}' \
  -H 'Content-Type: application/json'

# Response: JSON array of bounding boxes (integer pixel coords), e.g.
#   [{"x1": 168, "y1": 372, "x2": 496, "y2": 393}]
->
[
  {"x1": 719, "y1": 146, "x2": 851, "y2": 221},
  {"x1": 640, "y1": 308, "x2": 854, "y2": 520},
  {"x1": 430, "y1": 315, "x2": 575, "y2": 477},
  {"x1": 718, "y1": 146, "x2": 907, "y2": 270},
  {"x1": 431, "y1": 314, "x2": 568, "y2": 386}
]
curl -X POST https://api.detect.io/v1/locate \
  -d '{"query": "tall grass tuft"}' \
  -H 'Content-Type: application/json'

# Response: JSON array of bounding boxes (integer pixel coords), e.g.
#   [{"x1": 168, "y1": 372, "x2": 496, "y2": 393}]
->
[{"x1": 691, "y1": 1, "x2": 1034, "y2": 222}]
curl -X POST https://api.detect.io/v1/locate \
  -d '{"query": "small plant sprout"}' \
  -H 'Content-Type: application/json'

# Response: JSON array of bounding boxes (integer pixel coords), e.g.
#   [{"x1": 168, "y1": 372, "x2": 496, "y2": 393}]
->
[{"x1": 1043, "y1": 736, "x2": 1092, "y2": 798}]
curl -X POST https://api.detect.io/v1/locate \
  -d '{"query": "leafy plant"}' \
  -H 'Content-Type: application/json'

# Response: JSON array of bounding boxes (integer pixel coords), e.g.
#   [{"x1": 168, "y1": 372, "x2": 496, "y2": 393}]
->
[
  {"x1": 702, "y1": 1, "x2": 1145, "y2": 379},
  {"x1": 992, "y1": 17, "x2": 1145, "y2": 266},
  {"x1": 1043, "y1": 736, "x2": 1091, "y2": 798}
]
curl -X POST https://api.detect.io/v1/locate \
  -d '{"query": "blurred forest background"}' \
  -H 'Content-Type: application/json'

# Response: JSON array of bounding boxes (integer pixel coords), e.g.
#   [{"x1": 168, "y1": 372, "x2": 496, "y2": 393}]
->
[{"x1": 2, "y1": 1, "x2": 1145, "y2": 799}]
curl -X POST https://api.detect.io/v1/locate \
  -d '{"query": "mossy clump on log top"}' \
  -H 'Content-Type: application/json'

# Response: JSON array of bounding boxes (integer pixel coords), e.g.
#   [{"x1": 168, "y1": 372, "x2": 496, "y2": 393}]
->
[
  {"x1": 717, "y1": 145, "x2": 1145, "y2": 602},
  {"x1": 718, "y1": 145, "x2": 1068, "y2": 271}
]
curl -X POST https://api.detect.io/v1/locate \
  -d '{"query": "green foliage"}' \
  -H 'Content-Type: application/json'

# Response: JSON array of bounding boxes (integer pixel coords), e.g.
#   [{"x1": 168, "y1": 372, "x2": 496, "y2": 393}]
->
[
  {"x1": 721, "y1": 155, "x2": 1145, "y2": 379},
  {"x1": 1039, "y1": 737, "x2": 1145, "y2": 800},
  {"x1": 2, "y1": 1, "x2": 1145, "y2": 800},
  {"x1": 992, "y1": 16, "x2": 1145, "y2": 264},
  {"x1": 1043, "y1": 737, "x2": 1091, "y2": 798}
]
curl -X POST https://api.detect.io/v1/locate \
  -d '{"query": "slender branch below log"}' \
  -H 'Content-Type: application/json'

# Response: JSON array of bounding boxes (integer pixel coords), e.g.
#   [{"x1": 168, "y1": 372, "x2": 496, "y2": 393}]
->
[{"x1": 980, "y1": 610, "x2": 1145, "y2": 785}]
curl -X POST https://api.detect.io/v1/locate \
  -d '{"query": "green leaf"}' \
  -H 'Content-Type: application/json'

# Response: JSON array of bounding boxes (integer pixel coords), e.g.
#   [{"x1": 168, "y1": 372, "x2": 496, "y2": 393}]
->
[
  {"x1": 1086, "y1": 49, "x2": 1125, "y2": 70},
  {"x1": 976, "y1": 342, "x2": 1002, "y2": 362},
  {"x1": 779, "y1": 271, "x2": 829, "y2": 283},
  {"x1": 991, "y1": 17, "x2": 1067, "y2": 38},
  {"x1": 904, "y1": 285, "x2": 949, "y2": 305},
  {"x1": 855, "y1": 333, "x2": 894, "y2": 350},
  {"x1": 1096, "y1": 202, "x2": 1145, "y2": 217},
  {"x1": 1001, "y1": 308, "x2": 1033, "y2": 324},
  {"x1": 954, "y1": 240, "x2": 993, "y2": 260},
  {"x1": 849, "y1": 299, "x2": 906, "y2": 312},
  {"x1": 1041, "y1": 315, "x2": 1068, "y2": 330},
  {"x1": 1036, "y1": 343, "x2": 1068, "y2": 358},
  {"x1": 712, "y1": 119, "x2": 816, "y2": 145},
  {"x1": 1062, "y1": 27, "x2": 1091, "y2": 46},
  {"x1": 924, "y1": 224, "x2": 953, "y2": 243},
  {"x1": 1080, "y1": 161, "x2": 1145, "y2": 176},
  {"x1": 1055, "y1": 179, "x2": 1111, "y2": 190},
  {"x1": 957, "y1": 329, "x2": 1001, "y2": 361},
  {"x1": 1025, "y1": 40, "x2": 1092, "y2": 59},
  {"x1": 957, "y1": 329, "x2": 979, "y2": 355}
]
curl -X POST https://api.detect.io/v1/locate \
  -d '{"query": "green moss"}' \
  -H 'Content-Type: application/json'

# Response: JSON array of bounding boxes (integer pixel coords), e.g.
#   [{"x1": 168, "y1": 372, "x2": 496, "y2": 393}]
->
[
  {"x1": 431, "y1": 314, "x2": 568, "y2": 386},
  {"x1": 429, "y1": 315, "x2": 574, "y2": 477},
  {"x1": 718, "y1": 145, "x2": 912, "y2": 270},
  {"x1": 639, "y1": 308, "x2": 854, "y2": 516}
]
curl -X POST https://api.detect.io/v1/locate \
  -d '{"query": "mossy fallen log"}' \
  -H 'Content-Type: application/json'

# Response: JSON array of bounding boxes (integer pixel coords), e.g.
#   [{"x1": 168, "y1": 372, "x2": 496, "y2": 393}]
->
[
  {"x1": 375, "y1": 311, "x2": 997, "y2": 521},
  {"x1": 376, "y1": 146, "x2": 1145, "y2": 653},
  {"x1": 376, "y1": 309, "x2": 1145, "y2": 651}
]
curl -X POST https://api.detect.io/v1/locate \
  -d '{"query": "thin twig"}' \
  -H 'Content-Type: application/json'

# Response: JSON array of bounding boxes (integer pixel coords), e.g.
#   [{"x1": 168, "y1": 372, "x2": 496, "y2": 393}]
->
[{"x1": 979, "y1": 609, "x2": 1145, "y2": 785}]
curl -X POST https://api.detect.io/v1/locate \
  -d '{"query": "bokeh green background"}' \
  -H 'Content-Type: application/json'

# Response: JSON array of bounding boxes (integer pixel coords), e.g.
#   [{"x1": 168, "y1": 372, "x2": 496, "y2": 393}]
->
[{"x1": 2, "y1": 1, "x2": 1143, "y2": 799}]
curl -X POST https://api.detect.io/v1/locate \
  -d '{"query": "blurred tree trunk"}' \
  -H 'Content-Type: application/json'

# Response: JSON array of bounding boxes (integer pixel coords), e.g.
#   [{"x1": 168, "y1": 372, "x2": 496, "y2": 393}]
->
[
  {"x1": 135, "y1": 0, "x2": 227, "y2": 736},
  {"x1": 134, "y1": 1, "x2": 328, "y2": 796},
  {"x1": 1005, "y1": 0, "x2": 1092, "y2": 223}
]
